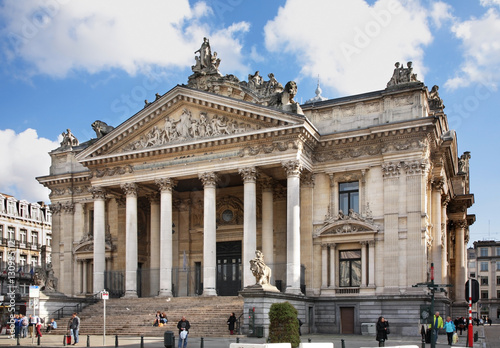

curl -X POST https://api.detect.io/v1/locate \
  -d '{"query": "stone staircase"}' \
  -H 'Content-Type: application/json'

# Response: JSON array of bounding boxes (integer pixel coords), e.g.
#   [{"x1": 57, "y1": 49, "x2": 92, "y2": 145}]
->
[{"x1": 49, "y1": 296, "x2": 244, "y2": 337}]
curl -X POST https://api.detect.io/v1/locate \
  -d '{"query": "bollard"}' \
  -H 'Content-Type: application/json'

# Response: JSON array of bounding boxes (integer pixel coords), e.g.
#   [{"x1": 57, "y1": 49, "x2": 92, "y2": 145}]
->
[
  {"x1": 37, "y1": 335, "x2": 41, "y2": 346},
  {"x1": 341, "y1": 338, "x2": 346, "y2": 348},
  {"x1": 140, "y1": 335, "x2": 144, "y2": 348},
  {"x1": 236, "y1": 337, "x2": 240, "y2": 343},
  {"x1": 63, "y1": 335, "x2": 67, "y2": 346},
  {"x1": 17, "y1": 336, "x2": 20, "y2": 345},
  {"x1": 308, "y1": 338, "x2": 312, "y2": 343},
  {"x1": 421, "y1": 335, "x2": 426, "y2": 348},
  {"x1": 115, "y1": 334, "x2": 119, "y2": 347},
  {"x1": 200, "y1": 337, "x2": 204, "y2": 348},
  {"x1": 87, "y1": 335, "x2": 90, "y2": 347}
]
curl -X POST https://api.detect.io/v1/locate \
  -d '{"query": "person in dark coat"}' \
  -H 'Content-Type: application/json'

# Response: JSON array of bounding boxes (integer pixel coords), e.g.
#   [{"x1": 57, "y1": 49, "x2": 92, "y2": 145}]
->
[
  {"x1": 376, "y1": 316, "x2": 389, "y2": 347},
  {"x1": 177, "y1": 316, "x2": 191, "y2": 348},
  {"x1": 227, "y1": 312, "x2": 237, "y2": 335}
]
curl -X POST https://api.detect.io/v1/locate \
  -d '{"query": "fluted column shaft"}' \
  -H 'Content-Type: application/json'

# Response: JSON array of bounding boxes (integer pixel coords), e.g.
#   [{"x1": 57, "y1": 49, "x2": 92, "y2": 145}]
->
[
  {"x1": 368, "y1": 241, "x2": 375, "y2": 287},
  {"x1": 122, "y1": 183, "x2": 138, "y2": 298},
  {"x1": 91, "y1": 187, "x2": 106, "y2": 293},
  {"x1": 149, "y1": 193, "x2": 160, "y2": 296},
  {"x1": 240, "y1": 167, "x2": 258, "y2": 288},
  {"x1": 283, "y1": 160, "x2": 302, "y2": 294},
  {"x1": 200, "y1": 172, "x2": 218, "y2": 296},
  {"x1": 156, "y1": 178, "x2": 175, "y2": 297}
]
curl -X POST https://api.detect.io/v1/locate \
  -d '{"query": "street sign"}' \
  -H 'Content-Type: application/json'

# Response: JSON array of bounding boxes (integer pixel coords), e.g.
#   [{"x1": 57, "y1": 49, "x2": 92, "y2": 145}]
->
[
  {"x1": 465, "y1": 279, "x2": 479, "y2": 303},
  {"x1": 420, "y1": 305, "x2": 432, "y2": 324},
  {"x1": 29, "y1": 298, "x2": 39, "y2": 309},
  {"x1": 102, "y1": 291, "x2": 109, "y2": 300}
]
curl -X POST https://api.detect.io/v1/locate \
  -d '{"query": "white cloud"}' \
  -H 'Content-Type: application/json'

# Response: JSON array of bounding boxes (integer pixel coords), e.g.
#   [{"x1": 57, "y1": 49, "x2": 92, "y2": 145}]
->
[
  {"x1": 430, "y1": 2, "x2": 454, "y2": 29},
  {"x1": 0, "y1": 129, "x2": 60, "y2": 203},
  {"x1": 263, "y1": 0, "x2": 433, "y2": 95},
  {"x1": 445, "y1": 8, "x2": 500, "y2": 90},
  {"x1": 0, "y1": 0, "x2": 250, "y2": 78},
  {"x1": 480, "y1": 0, "x2": 500, "y2": 7}
]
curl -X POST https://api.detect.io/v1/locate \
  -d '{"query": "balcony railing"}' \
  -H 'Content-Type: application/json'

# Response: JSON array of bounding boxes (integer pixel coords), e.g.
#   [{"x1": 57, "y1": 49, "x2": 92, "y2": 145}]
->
[{"x1": 0, "y1": 238, "x2": 40, "y2": 250}]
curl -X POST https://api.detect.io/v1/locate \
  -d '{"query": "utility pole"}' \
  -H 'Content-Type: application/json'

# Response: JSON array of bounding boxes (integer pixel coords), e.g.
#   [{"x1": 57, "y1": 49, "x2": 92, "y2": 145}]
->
[{"x1": 413, "y1": 263, "x2": 452, "y2": 348}]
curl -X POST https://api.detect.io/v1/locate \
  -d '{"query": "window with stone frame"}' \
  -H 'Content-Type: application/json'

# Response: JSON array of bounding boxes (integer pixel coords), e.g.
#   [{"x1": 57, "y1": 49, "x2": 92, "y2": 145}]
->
[
  {"x1": 7, "y1": 199, "x2": 17, "y2": 215},
  {"x1": 497, "y1": 247, "x2": 500, "y2": 256},
  {"x1": 19, "y1": 229, "x2": 27, "y2": 244},
  {"x1": 469, "y1": 261, "x2": 476, "y2": 269},
  {"x1": 31, "y1": 231, "x2": 38, "y2": 246},
  {"x1": 19, "y1": 254, "x2": 27, "y2": 266},
  {"x1": 339, "y1": 181, "x2": 359, "y2": 214},
  {"x1": 481, "y1": 290, "x2": 488, "y2": 299},
  {"x1": 0, "y1": 225, "x2": 3, "y2": 239},
  {"x1": 339, "y1": 249, "x2": 361, "y2": 287},
  {"x1": 480, "y1": 248, "x2": 488, "y2": 257},
  {"x1": 481, "y1": 277, "x2": 488, "y2": 286},
  {"x1": 481, "y1": 262, "x2": 488, "y2": 272},
  {"x1": 7, "y1": 226, "x2": 15, "y2": 241},
  {"x1": 497, "y1": 276, "x2": 500, "y2": 285},
  {"x1": 497, "y1": 262, "x2": 500, "y2": 271}
]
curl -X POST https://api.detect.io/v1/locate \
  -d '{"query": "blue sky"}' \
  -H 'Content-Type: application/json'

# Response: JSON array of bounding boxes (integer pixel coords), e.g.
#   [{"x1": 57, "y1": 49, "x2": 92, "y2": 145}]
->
[{"x1": 0, "y1": 0, "x2": 498, "y2": 244}]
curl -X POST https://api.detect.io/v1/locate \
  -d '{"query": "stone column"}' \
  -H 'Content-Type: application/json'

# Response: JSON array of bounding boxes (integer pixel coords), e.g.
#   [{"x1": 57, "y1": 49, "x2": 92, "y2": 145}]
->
[
  {"x1": 90, "y1": 187, "x2": 106, "y2": 293},
  {"x1": 156, "y1": 178, "x2": 176, "y2": 297},
  {"x1": 239, "y1": 167, "x2": 258, "y2": 288},
  {"x1": 148, "y1": 192, "x2": 160, "y2": 296},
  {"x1": 199, "y1": 172, "x2": 218, "y2": 296},
  {"x1": 441, "y1": 195, "x2": 450, "y2": 284},
  {"x1": 431, "y1": 178, "x2": 444, "y2": 284},
  {"x1": 282, "y1": 160, "x2": 302, "y2": 294},
  {"x1": 368, "y1": 241, "x2": 375, "y2": 287},
  {"x1": 261, "y1": 177, "x2": 274, "y2": 279},
  {"x1": 321, "y1": 244, "x2": 328, "y2": 288},
  {"x1": 360, "y1": 241, "x2": 367, "y2": 287},
  {"x1": 454, "y1": 220, "x2": 467, "y2": 302},
  {"x1": 122, "y1": 183, "x2": 138, "y2": 298},
  {"x1": 329, "y1": 243, "x2": 336, "y2": 288}
]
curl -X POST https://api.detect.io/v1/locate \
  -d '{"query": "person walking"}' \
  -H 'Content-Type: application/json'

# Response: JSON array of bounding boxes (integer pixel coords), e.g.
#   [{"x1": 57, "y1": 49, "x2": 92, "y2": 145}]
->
[
  {"x1": 70, "y1": 312, "x2": 80, "y2": 345},
  {"x1": 177, "y1": 316, "x2": 191, "y2": 348},
  {"x1": 429, "y1": 311, "x2": 444, "y2": 344},
  {"x1": 227, "y1": 312, "x2": 237, "y2": 335},
  {"x1": 376, "y1": 316, "x2": 389, "y2": 347},
  {"x1": 444, "y1": 316, "x2": 456, "y2": 345}
]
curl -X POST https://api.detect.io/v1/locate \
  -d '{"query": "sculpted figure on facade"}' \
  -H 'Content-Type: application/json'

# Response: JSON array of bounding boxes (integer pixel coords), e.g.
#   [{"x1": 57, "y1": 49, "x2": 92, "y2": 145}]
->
[
  {"x1": 268, "y1": 81, "x2": 304, "y2": 115},
  {"x1": 92, "y1": 120, "x2": 114, "y2": 138},
  {"x1": 60, "y1": 128, "x2": 79, "y2": 148},
  {"x1": 428, "y1": 85, "x2": 444, "y2": 110},
  {"x1": 249, "y1": 250, "x2": 271, "y2": 286},
  {"x1": 387, "y1": 61, "x2": 420, "y2": 87}
]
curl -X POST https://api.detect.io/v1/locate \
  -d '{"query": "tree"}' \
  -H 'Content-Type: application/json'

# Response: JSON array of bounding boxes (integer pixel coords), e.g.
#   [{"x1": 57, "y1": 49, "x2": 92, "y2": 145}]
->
[{"x1": 268, "y1": 302, "x2": 300, "y2": 348}]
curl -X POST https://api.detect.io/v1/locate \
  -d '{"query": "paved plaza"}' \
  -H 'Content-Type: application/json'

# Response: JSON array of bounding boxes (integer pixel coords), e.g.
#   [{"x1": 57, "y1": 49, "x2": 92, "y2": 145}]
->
[{"x1": 0, "y1": 324, "x2": 496, "y2": 348}]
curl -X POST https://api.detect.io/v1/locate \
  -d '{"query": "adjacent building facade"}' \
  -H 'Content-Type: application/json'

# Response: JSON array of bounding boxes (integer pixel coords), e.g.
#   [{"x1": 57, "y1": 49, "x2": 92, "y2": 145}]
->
[
  {"x1": 37, "y1": 40, "x2": 475, "y2": 334},
  {"x1": 0, "y1": 193, "x2": 52, "y2": 323},
  {"x1": 468, "y1": 240, "x2": 500, "y2": 321}
]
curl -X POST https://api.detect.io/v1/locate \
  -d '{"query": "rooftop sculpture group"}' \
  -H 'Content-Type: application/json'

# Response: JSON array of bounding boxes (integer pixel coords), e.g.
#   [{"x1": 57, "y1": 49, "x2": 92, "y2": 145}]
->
[{"x1": 387, "y1": 61, "x2": 420, "y2": 87}]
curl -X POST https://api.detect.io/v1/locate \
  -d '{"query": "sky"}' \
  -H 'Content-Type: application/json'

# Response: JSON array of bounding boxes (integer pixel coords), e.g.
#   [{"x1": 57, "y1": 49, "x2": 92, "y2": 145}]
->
[{"x1": 0, "y1": 0, "x2": 498, "y2": 245}]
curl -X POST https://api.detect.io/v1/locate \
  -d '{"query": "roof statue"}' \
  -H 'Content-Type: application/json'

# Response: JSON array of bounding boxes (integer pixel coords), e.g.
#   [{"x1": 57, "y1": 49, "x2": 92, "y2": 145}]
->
[
  {"x1": 60, "y1": 128, "x2": 79, "y2": 148},
  {"x1": 387, "y1": 61, "x2": 420, "y2": 88},
  {"x1": 187, "y1": 38, "x2": 303, "y2": 115},
  {"x1": 428, "y1": 85, "x2": 445, "y2": 111},
  {"x1": 92, "y1": 120, "x2": 114, "y2": 138}
]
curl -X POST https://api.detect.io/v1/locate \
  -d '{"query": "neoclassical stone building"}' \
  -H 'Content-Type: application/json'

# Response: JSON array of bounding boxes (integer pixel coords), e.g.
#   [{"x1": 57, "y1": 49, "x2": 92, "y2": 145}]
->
[{"x1": 37, "y1": 40, "x2": 474, "y2": 334}]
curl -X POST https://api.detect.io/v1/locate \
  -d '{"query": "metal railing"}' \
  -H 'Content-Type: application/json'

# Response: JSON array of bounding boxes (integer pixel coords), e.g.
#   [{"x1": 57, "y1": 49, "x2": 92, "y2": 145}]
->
[{"x1": 51, "y1": 293, "x2": 100, "y2": 321}]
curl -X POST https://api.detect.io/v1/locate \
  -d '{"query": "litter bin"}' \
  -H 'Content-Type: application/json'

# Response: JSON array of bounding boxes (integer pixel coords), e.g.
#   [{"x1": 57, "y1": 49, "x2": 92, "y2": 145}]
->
[
  {"x1": 164, "y1": 331, "x2": 175, "y2": 348},
  {"x1": 255, "y1": 326, "x2": 264, "y2": 338}
]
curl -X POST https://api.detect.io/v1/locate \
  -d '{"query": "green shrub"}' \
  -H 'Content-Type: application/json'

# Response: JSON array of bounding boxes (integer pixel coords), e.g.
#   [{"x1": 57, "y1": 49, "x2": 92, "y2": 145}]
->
[{"x1": 268, "y1": 302, "x2": 300, "y2": 348}]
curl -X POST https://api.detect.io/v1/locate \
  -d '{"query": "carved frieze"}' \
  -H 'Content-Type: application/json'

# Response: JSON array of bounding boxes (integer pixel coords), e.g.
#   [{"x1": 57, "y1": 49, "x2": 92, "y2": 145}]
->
[
  {"x1": 403, "y1": 160, "x2": 427, "y2": 175},
  {"x1": 91, "y1": 165, "x2": 133, "y2": 178},
  {"x1": 237, "y1": 140, "x2": 298, "y2": 157}
]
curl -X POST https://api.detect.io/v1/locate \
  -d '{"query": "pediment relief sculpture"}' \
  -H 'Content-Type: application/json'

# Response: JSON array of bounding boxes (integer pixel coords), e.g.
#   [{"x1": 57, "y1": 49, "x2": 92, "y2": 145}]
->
[
  {"x1": 123, "y1": 108, "x2": 260, "y2": 152},
  {"x1": 315, "y1": 206, "x2": 378, "y2": 237}
]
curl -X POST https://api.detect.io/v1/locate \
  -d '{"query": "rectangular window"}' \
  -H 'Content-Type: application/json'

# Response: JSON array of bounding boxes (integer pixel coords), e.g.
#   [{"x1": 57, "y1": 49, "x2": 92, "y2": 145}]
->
[
  {"x1": 7, "y1": 227, "x2": 15, "y2": 241},
  {"x1": 470, "y1": 272, "x2": 476, "y2": 278},
  {"x1": 19, "y1": 254, "x2": 27, "y2": 265},
  {"x1": 31, "y1": 231, "x2": 38, "y2": 246},
  {"x1": 481, "y1": 262, "x2": 488, "y2": 272},
  {"x1": 481, "y1": 277, "x2": 488, "y2": 286},
  {"x1": 0, "y1": 225, "x2": 3, "y2": 239},
  {"x1": 497, "y1": 247, "x2": 500, "y2": 256},
  {"x1": 480, "y1": 248, "x2": 488, "y2": 257},
  {"x1": 339, "y1": 182, "x2": 359, "y2": 214},
  {"x1": 481, "y1": 290, "x2": 488, "y2": 299},
  {"x1": 339, "y1": 250, "x2": 361, "y2": 287},
  {"x1": 19, "y1": 229, "x2": 27, "y2": 243},
  {"x1": 497, "y1": 263, "x2": 500, "y2": 271},
  {"x1": 497, "y1": 276, "x2": 500, "y2": 285},
  {"x1": 469, "y1": 261, "x2": 476, "y2": 269}
]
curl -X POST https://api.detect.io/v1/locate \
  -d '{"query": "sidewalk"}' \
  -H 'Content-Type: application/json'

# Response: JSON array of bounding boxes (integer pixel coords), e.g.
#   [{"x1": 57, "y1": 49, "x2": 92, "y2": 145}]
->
[{"x1": 0, "y1": 325, "x2": 494, "y2": 348}]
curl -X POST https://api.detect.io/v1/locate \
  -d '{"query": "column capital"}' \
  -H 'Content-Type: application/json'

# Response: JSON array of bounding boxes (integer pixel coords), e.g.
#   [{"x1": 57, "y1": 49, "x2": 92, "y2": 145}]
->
[
  {"x1": 382, "y1": 161, "x2": 401, "y2": 177},
  {"x1": 300, "y1": 172, "x2": 315, "y2": 188},
  {"x1": 121, "y1": 183, "x2": 138, "y2": 196},
  {"x1": 239, "y1": 166, "x2": 258, "y2": 183},
  {"x1": 155, "y1": 177, "x2": 177, "y2": 192},
  {"x1": 199, "y1": 172, "x2": 219, "y2": 188},
  {"x1": 62, "y1": 201, "x2": 74, "y2": 214},
  {"x1": 431, "y1": 177, "x2": 445, "y2": 190},
  {"x1": 147, "y1": 192, "x2": 160, "y2": 204},
  {"x1": 89, "y1": 186, "x2": 107, "y2": 200},
  {"x1": 260, "y1": 176, "x2": 274, "y2": 192},
  {"x1": 282, "y1": 160, "x2": 303, "y2": 177}
]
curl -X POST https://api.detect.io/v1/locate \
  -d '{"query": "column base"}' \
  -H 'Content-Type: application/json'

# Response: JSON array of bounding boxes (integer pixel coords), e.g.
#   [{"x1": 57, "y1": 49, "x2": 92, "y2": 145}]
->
[
  {"x1": 122, "y1": 291, "x2": 138, "y2": 298},
  {"x1": 157, "y1": 290, "x2": 173, "y2": 298},
  {"x1": 285, "y1": 287, "x2": 303, "y2": 295},
  {"x1": 202, "y1": 288, "x2": 217, "y2": 296}
]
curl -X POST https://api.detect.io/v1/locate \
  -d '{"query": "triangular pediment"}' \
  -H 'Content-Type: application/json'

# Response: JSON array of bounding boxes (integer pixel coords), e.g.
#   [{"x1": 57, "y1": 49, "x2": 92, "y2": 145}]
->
[
  {"x1": 314, "y1": 211, "x2": 379, "y2": 237},
  {"x1": 76, "y1": 85, "x2": 312, "y2": 165}
]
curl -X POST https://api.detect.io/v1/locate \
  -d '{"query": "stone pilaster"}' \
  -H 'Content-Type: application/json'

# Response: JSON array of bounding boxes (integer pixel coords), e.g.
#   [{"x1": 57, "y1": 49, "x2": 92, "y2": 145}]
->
[
  {"x1": 454, "y1": 219, "x2": 467, "y2": 302},
  {"x1": 321, "y1": 244, "x2": 328, "y2": 288},
  {"x1": 199, "y1": 172, "x2": 218, "y2": 296},
  {"x1": 90, "y1": 186, "x2": 106, "y2": 294},
  {"x1": 261, "y1": 177, "x2": 274, "y2": 282},
  {"x1": 282, "y1": 160, "x2": 302, "y2": 294},
  {"x1": 121, "y1": 183, "x2": 138, "y2": 298},
  {"x1": 329, "y1": 243, "x2": 336, "y2": 288},
  {"x1": 360, "y1": 241, "x2": 368, "y2": 287},
  {"x1": 300, "y1": 172, "x2": 314, "y2": 295},
  {"x1": 239, "y1": 167, "x2": 258, "y2": 288},
  {"x1": 147, "y1": 192, "x2": 160, "y2": 296},
  {"x1": 431, "y1": 178, "x2": 444, "y2": 284},
  {"x1": 368, "y1": 240, "x2": 375, "y2": 287}
]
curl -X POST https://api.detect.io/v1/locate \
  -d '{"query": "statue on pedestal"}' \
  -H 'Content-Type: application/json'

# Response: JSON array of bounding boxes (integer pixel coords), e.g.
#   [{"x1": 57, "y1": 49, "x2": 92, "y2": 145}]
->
[{"x1": 249, "y1": 250, "x2": 272, "y2": 286}]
